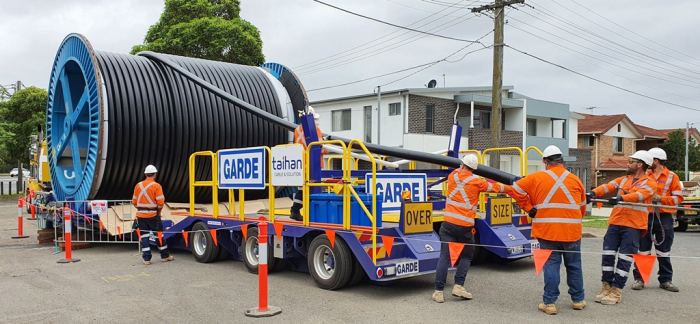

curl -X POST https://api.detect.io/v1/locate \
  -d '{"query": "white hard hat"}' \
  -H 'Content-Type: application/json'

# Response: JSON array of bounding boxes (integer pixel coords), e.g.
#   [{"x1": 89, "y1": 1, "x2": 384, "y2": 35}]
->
[
  {"x1": 307, "y1": 106, "x2": 315, "y2": 114},
  {"x1": 648, "y1": 147, "x2": 667, "y2": 160},
  {"x1": 542, "y1": 145, "x2": 563, "y2": 158},
  {"x1": 144, "y1": 165, "x2": 158, "y2": 174},
  {"x1": 313, "y1": 113, "x2": 320, "y2": 119},
  {"x1": 461, "y1": 153, "x2": 479, "y2": 170},
  {"x1": 630, "y1": 150, "x2": 653, "y2": 165}
]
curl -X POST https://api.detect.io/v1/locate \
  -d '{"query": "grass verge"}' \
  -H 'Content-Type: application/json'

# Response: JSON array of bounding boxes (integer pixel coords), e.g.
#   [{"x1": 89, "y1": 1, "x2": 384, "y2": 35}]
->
[{"x1": 582, "y1": 216, "x2": 609, "y2": 229}]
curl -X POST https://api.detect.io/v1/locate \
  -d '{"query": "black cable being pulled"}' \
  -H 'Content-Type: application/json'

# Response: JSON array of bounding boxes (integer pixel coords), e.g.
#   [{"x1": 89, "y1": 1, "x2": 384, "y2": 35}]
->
[{"x1": 138, "y1": 52, "x2": 519, "y2": 184}]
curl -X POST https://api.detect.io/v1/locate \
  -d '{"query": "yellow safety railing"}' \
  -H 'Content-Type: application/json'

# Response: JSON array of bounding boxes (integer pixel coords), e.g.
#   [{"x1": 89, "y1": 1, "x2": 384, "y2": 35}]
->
[
  {"x1": 230, "y1": 146, "x2": 278, "y2": 221},
  {"x1": 348, "y1": 140, "x2": 378, "y2": 265},
  {"x1": 523, "y1": 146, "x2": 544, "y2": 176},
  {"x1": 479, "y1": 147, "x2": 524, "y2": 212},
  {"x1": 304, "y1": 140, "x2": 351, "y2": 224},
  {"x1": 189, "y1": 151, "x2": 219, "y2": 217}
]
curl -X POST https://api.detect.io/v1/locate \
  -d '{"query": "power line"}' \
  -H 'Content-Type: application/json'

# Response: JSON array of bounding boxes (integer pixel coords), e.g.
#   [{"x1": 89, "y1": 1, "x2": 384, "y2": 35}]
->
[
  {"x1": 313, "y1": 0, "x2": 484, "y2": 43},
  {"x1": 382, "y1": 46, "x2": 491, "y2": 87},
  {"x1": 295, "y1": 0, "x2": 477, "y2": 71},
  {"x1": 506, "y1": 45, "x2": 700, "y2": 113}
]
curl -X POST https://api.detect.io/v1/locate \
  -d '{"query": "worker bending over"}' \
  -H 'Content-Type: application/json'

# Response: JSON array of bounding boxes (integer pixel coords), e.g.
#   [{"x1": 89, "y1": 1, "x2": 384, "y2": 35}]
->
[
  {"x1": 631, "y1": 148, "x2": 682, "y2": 292},
  {"x1": 588, "y1": 150, "x2": 657, "y2": 305},
  {"x1": 432, "y1": 154, "x2": 512, "y2": 303},
  {"x1": 511, "y1": 145, "x2": 587, "y2": 315},
  {"x1": 290, "y1": 107, "x2": 328, "y2": 221},
  {"x1": 132, "y1": 165, "x2": 174, "y2": 265}
]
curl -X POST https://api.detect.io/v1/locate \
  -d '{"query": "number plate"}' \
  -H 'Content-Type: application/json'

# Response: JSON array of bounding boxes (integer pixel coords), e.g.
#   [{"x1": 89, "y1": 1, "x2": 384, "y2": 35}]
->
[
  {"x1": 489, "y1": 198, "x2": 513, "y2": 225},
  {"x1": 395, "y1": 260, "x2": 419, "y2": 276},
  {"x1": 686, "y1": 211, "x2": 697, "y2": 215},
  {"x1": 531, "y1": 242, "x2": 540, "y2": 250},
  {"x1": 508, "y1": 245, "x2": 524, "y2": 255}
]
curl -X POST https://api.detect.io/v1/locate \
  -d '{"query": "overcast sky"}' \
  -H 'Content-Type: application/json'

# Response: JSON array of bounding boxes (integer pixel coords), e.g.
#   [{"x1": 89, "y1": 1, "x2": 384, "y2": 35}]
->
[{"x1": 2, "y1": 0, "x2": 699, "y2": 130}]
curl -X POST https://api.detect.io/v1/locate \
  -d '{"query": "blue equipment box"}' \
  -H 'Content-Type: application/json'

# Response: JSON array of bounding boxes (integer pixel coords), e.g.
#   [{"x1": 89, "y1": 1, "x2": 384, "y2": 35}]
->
[{"x1": 308, "y1": 193, "x2": 382, "y2": 227}]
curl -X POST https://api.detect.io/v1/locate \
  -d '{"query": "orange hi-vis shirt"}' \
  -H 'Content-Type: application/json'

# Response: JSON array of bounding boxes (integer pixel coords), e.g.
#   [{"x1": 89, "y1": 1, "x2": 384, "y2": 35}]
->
[
  {"x1": 649, "y1": 167, "x2": 683, "y2": 214},
  {"x1": 294, "y1": 125, "x2": 328, "y2": 168},
  {"x1": 511, "y1": 165, "x2": 586, "y2": 242},
  {"x1": 132, "y1": 178, "x2": 165, "y2": 218},
  {"x1": 592, "y1": 173, "x2": 657, "y2": 230},
  {"x1": 444, "y1": 168, "x2": 512, "y2": 227}
]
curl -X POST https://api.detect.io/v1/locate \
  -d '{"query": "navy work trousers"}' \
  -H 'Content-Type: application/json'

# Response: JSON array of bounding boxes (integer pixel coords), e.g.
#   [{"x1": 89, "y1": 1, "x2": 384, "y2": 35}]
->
[
  {"x1": 632, "y1": 213, "x2": 674, "y2": 283},
  {"x1": 601, "y1": 224, "x2": 641, "y2": 289},
  {"x1": 435, "y1": 222, "x2": 475, "y2": 291},
  {"x1": 538, "y1": 239, "x2": 585, "y2": 304},
  {"x1": 290, "y1": 190, "x2": 303, "y2": 213},
  {"x1": 137, "y1": 216, "x2": 170, "y2": 262}
]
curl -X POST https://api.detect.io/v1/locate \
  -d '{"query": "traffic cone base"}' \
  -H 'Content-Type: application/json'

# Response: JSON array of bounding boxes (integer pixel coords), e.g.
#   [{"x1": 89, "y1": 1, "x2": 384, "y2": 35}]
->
[{"x1": 57, "y1": 258, "x2": 81, "y2": 263}]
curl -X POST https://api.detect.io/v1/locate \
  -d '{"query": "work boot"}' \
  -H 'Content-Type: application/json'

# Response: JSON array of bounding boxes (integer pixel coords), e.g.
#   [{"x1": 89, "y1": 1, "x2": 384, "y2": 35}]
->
[
  {"x1": 631, "y1": 280, "x2": 645, "y2": 290},
  {"x1": 432, "y1": 291, "x2": 444, "y2": 303},
  {"x1": 660, "y1": 282, "x2": 679, "y2": 292},
  {"x1": 451, "y1": 285, "x2": 473, "y2": 300},
  {"x1": 595, "y1": 281, "x2": 612, "y2": 303},
  {"x1": 538, "y1": 303, "x2": 557, "y2": 315},
  {"x1": 161, "y1": 256, "x2": 174, "y2": 262},
  {"x1": 143, "y1": 261, "x2": 151, "y2": 265},
  {"x1": 290, "y1": 211, "x2": 303, "y2": 221},
  {"x1": 572, "y1": 300, "x2": 586, "y2": 310},
  {"x1": 601, "y1": 287, "x2": 622, "y2": 305}
]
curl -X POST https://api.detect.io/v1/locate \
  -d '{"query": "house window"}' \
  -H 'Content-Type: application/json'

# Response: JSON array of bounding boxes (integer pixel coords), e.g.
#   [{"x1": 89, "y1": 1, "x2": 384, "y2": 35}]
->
[
  {"x1": 617, "y1": 124, "x2": 621, "y2": 132},
  {"x1": 583, "y1": 135, "x2": 595, "y2": 147},
  {"x1": 613, "y1": 137, "x2": 623, "y2": 153},
  {"x1": 526, "y1": 119, "x2": 537, "y2": 136},
  {"x1": 474, "y1": 110, "x2": 491, "y2": 129},
  {"x1": 332, "y1": 109, "x2": 351, "y2": 131},
  {"x1": 425, "y1": 104, "x2": 434, "y2": 133},
  {"x1": 364, "y1": 106, "x2": 372, "y2": 143},
  {"x1": 389, "y1": 103, "x2": 401, "y2": 116}
]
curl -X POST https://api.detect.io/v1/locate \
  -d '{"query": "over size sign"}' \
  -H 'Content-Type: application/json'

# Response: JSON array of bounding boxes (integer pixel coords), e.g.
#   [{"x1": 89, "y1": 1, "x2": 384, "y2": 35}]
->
[{"x1": 401, "y1": 202, "x2": 433, "y2": 234}]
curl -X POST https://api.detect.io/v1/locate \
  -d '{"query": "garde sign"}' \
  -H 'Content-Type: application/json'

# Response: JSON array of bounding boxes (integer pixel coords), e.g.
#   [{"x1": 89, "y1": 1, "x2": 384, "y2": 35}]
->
[
  {"x1": 271, "y1": 145, "x2": 304, "y2": 186},
  {"x1": 218, "y1": 147, "x2": 266, "y2": 189}
]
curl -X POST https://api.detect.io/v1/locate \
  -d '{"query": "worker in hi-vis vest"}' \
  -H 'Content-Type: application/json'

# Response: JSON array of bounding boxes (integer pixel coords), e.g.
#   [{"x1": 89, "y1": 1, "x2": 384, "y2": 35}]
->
[
  {"x1": 432, "y1": 153, "x2": 512, "y2": 303},
  {"x1": 132, "y1": 165, "x2": 174, "y2": 265},
  {"x1": 511, "y1": 145, "x2": 587, "y2": 315},
  {"x1": 290, "y1": 106, "x2": 327, "y2": 221}
]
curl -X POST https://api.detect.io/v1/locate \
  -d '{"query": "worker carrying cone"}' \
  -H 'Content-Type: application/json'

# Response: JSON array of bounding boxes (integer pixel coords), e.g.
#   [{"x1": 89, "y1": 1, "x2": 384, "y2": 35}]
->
[
  {"x1": 587, "y1": 150, "x2": 657, "y2": 305},
  {"x1": 511, "y1": 145, "x2": 587, "y2": 315}
]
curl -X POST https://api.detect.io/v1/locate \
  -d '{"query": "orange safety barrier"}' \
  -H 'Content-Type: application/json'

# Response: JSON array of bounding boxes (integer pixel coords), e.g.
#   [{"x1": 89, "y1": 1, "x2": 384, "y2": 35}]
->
[
  {"x1": 57, "y1": 204, "x2": 81, "y2": 264},
  {"x1": 11, "y1": 197, "x2": 29, "y2": 239},
  {"x1": 245, "y1": 220, "x2": 281, "y2": 317}
]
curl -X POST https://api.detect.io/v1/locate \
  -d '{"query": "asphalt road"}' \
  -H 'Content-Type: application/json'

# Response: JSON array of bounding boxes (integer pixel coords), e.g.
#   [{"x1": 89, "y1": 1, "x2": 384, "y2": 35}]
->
[{"x1": 1, "y1": 199, "x2": 699, "y2": 323}]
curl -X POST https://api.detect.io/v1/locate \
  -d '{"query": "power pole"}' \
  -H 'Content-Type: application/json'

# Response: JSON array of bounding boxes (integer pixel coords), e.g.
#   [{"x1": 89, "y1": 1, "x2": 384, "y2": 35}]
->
[{"x1": 472, "y1": 0, "x2": 523, "y2": 169}]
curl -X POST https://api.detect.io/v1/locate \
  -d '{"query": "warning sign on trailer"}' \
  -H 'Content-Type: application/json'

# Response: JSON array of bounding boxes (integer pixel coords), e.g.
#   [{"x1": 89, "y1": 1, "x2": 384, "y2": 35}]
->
[
  {"x1": 400, "y1": 202, "x2": 433, "y2": 234},
  {"x1": 90, "y1": 200, "x2": 108, "y2": 214}
]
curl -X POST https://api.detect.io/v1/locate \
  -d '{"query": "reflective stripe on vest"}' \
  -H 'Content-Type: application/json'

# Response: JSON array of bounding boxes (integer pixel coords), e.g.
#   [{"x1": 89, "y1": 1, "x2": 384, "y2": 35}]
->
[
  {"x1": 136, "y1": 182, "x2": 158, "y2": 208},
  {"x1": 443, "y1": 211, "x2": 475, "y2": 225},
  {"x1": 532, "y1": 217, "x2": 583, "y2": 224},
  {"x1": 446, "y1": 174, "x2": 479, "y2": 210},
  {"x1": 533, "y1": 170, "x2": 579, "y2": 210},
  {"x1": 296, "y1": 128, "x2": 307, "y2": 146},
  {"x1": 664, "y1": 173, "x2": 674, "y2": 196}
]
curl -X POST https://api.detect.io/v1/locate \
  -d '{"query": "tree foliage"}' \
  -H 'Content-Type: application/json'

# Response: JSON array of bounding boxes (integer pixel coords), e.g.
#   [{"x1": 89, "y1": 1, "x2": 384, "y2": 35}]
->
[
  {"x1": 661, "y1": 129, "x2": 700, "y2": 172},
  {"x1": 131, "y1": 0, "x2": 265, "y2": 66},
  {"x1": 0, "y1": 87, "x2": 47, "y2": 169}
]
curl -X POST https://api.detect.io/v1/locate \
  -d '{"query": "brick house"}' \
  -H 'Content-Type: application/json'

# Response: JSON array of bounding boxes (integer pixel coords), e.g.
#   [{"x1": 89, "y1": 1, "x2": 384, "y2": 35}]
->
[{"x1": 311, "y1": 86, "x2": 589, "y2": 179}]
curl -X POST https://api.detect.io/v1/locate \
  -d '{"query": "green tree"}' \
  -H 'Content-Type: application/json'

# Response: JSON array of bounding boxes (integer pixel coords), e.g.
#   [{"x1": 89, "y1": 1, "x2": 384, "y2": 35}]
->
[
  {"x1": 131, "y1": 0, "x2": 265, "y2": 66},
  {"x1": 0, "y1": 87, "x2": 47, "y2": 167},
  {"x1": 662, "y1": 129, "x2": 700, "y2": 172}
]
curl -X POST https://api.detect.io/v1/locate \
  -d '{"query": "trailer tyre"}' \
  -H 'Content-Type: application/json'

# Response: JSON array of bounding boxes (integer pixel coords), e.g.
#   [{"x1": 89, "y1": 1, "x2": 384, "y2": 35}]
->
[
  {"x1": 191, "y1": 222, "x2": 220, "y2": 263},
  {"x1": 472, "y1": 231, "x2": 489, "y2": 264},
  {"x1": 308, "y1": 234, "x2": 352, "y2": 290},
  {"x1": 243, "y1": 226, "x2": 279, "y2": 274},
  {"x1": 346, "y1": 255, "x2": 367, "y2": 287}
]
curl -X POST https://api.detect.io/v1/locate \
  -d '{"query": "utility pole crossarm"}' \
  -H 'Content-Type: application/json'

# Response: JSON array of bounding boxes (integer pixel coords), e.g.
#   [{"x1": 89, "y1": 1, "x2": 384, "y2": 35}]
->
[{"x1": 471, "y1": 0, "x2": 524, "y2": 13}]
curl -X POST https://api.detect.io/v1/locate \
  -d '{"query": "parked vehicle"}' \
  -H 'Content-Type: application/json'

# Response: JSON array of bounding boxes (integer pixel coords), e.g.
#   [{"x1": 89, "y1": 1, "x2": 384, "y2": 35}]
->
[
  {"x1": 9, "y1": 168, "x2": 30, "y2": 177},
  {"x1": 675, "y1": 181, "x2": 700, "y2": 231}
]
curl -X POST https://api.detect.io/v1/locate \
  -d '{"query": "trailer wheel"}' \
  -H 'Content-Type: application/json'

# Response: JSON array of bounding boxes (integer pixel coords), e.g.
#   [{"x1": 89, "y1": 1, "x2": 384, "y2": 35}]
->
[
  {"x1": 308, "y1": 234, "x2": 352, "y2": 290},
  {"x1": 472, "y1": 231, "x2": 489, "y2": 264},
  {"x1": 243, "y1": 226, "x2": 279, "y2": 273},
  {"x1": 674, "y1": 221, "x2": 688, "y2": 232},
  {"x1": 216, "y1": 244, "x2": 232, "y2": 261},
  {"x1": 346, "y1": 255, "x2": 367, "y2": 287},
  {"x1": 191, "y1": 222, "x2": 220, "y2": 263}
]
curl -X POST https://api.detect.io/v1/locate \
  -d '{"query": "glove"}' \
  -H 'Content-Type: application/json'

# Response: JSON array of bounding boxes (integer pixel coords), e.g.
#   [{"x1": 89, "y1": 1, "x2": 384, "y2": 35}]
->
[
  {"x1": 652, "y1": 194, "x2": 661, "y2": 203},
  {"x1": 609, "y1": 196, "x2": 622, "y2": 206},
  {"x1": 528, "y1": 208, "x2": 537, "y2": 218},
  {"x1": 586, "y1": 191, "x2": 595, "y2": 204}
]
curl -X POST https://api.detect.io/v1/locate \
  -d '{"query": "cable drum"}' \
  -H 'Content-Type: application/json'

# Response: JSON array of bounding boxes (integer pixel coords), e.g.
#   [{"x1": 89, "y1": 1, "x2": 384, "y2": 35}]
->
[{"x1": 46, "y1": 34, "x2": 300, "y2": 202}]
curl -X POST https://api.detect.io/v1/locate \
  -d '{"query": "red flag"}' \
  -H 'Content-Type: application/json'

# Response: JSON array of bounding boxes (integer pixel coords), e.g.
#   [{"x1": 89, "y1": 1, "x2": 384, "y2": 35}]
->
[
  {"x1": 597, "y1": 202, "x2": 603, "y2": 210},
  {"x1": 83, "y1": 215, "x2": 91, "y2": 225},
  {"x1": 381, "y1": 235, "x2": 394, "y2": 258},
  {"x1": 533, "y1": 249, "x2": 552, "y2": 276},
  {"x1": 274, "y1": 222, "x2": 284, "y2": 238},
  {"x1": 182, "y1": 230, "x2": 189, "y2": 247},
  {"x1": 210, "y1": 229, "x2": 218, "y2": 246},
  {"x1": 117, "y1": 226, "x2": 122, "y2": 239},
  {"x1": 633, "y1": 254, "x2": 657, "y2": 285},
  {"x1": 136, "y1": 229, "x2": 141, "y2": 239},
  {"x1": 157, "y1": 231, "x2": 163, "y2": 246},
  {"x1": 448, "y1": 242, "x2": 465, "y2": 267},
  {"x1": 325, "y1": 229, "x2": 336, "y2": 248},
  {"x1": 241, "y1": 224, "x2": 248, "y2": 241},
  {"x1": 99, "y1": 221, "x2": 104, "y2": 232}
]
